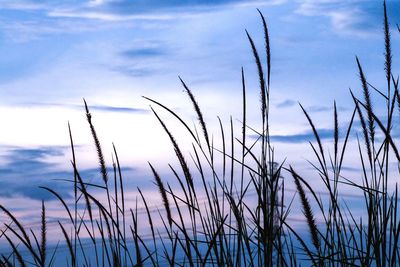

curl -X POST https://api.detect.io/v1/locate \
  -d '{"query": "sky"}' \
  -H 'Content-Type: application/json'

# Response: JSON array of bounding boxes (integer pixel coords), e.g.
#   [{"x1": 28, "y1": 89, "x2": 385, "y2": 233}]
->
[{"x1": 0, "y1": 0, "x2": 399, "y2": 248}]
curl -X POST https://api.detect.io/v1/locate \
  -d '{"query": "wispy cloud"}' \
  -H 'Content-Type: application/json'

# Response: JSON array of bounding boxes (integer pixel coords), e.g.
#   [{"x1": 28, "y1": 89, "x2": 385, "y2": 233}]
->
[
  {"x1": 0, "y1": 16, "x2": 121, "y2": 43},
  {"x1": 265, "y1": 113, "x2": 399, "y2": 144},
  {"x1": 276, "y1": 101, "x2": 348, "y2": 113},
  {"x1": 267, "y1": 128, "x2": 333, "y2": 143},
  {"x1": 120, "y1": 47, "x2": 166, "y2": 59},
  {"x1": 47, "y1": 10, "x2": 177, "y2": 22},
  {"x1": 306, "y1": 105, "x2": 332, "y2": 113},
  {"x1": 85, "y1": 0, "x2": 280, "y2": 16},
  {"x1": 276, "y1": 99, "x2": 296, "y2": 108},
  {"x1": 0, "y1": 146, "x2": 71, "y2": 200},
  {"x1": 88, "y1": 104, "x2": 149, "y2": 113},
  {"x1": 301, "y1": 104, "x2": 349, "y2": 113},
  {"x1": 114, "y1": 45, "x2": 169, "y2": 77},
  {"x1": 23, "y1": 102, "x2": 149, "y2": 114},
  {"x1": 0, "y1": 1, "x2": 48, "y2": 11},
  {"x1": 111, "y1": 65, "x2": 162, "y2": 77},
  {"x1": 0, "y1": 146, "x2": 143, "y2": 200},
  {"x1": 1, "y1": 0, "x2": 286, "y2": 23},
  {"x1": 294, "y1": 0, "x2": 398, "y2": 37}
]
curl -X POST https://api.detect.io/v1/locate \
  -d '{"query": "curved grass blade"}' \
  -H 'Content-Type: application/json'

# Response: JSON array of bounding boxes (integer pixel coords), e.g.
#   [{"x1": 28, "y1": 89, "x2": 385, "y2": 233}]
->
[
  {"x1": 179, "y1": 77, "x2": 210, "y2": 152},
  {"x1": 83, "y1": 99, "x2": 108, "y2": 184},
  {"x1": 149, "y1": 162, "x2": 172, "y2": 227}
]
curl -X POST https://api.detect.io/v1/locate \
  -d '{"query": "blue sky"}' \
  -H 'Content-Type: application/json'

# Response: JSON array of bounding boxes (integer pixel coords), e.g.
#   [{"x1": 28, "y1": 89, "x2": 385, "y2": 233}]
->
[{"x1": 0, "y1": 0, "x2": 399, "y2": 242}]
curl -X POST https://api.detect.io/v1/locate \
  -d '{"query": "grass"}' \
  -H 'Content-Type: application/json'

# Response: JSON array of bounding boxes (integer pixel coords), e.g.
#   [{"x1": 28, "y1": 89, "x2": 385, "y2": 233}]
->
[{"x1": 0, "y1": 1, "x2": 400, "y2": 266}]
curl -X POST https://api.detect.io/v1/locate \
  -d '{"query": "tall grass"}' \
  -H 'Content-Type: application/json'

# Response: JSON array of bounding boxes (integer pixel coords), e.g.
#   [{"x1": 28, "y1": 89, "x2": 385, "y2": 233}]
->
[{"x1": 0, "y1": 1, "x2": 399, "y2": 266}]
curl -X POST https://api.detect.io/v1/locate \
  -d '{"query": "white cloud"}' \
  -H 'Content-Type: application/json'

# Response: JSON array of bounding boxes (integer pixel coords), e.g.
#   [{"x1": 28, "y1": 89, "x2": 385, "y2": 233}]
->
[
  {"x1": 0, "y1": 1, "x2": 47, "y2": 11},
  {"x1": 87, "y1": 0, "x2": 107, "y2": 7},
  {"x1": 0, "y1": 18, "x2": 120, "y2": 43},
  {"x1": 232, "y1": 0, "x2": 287, "y2": 8},
  {"x1": 47, "y1": 10, "x2": 176, "y2": 21},
  {"x1": 295, "y1": 0, "x2": 377, "y2": 37}
]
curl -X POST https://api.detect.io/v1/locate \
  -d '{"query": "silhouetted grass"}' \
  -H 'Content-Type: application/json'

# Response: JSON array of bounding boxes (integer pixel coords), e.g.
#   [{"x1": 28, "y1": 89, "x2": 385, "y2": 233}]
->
[{"x1": 0, "y1": 1, "x2": 399, "y2": 266}]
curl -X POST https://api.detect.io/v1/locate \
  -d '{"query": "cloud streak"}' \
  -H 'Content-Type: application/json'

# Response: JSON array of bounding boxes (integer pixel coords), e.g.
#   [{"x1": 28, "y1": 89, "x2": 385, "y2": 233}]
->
[
  {"x1": 84, "y1": 0, "x2": 280, "y2": 17},
  {"x1": 267, "y1": 128, "x2": 334, "y2": 143},
  {"x1": 86, "y1": 105, "x2": 149, "y2": 114},
  {"x1": 0, "y1": 146, "x2": 142, "y2": 200},
  {"x1": 276, "y1": 99, "x2": 296, "y2": 108},
  {"x1": 0, "y1": 146, "x2": 71, "y2": 200},
  {"x1": 1, "y1": 0, "x2": 286, "y2": 23},
  {"x1": 22, "y1": 102, "x2": 150, "y2": 114},
  {"x1": 120, "y1": 47, "x2": 166, "y2": 59}
]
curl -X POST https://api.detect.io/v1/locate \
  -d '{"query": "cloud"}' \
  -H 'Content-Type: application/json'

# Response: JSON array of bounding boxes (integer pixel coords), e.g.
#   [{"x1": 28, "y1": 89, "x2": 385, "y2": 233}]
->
[
  {"x1": 0, "y1": 146, "x2": 143, "y2": 201},
  {"x1": 275, "y1": 101, "x2": 348, "y2": 113},
  {"x1": 45, "y1": 0, "x2": 285, "y2": 22},
  {"x1": 276, "y1": 99, "x2": 296, "y2": 108},
  {"x1": 88, "y1": 105, "x2": 149, "y2": 114},
  {"x1": 91, "y1": 0, "x2": 273, "y2": 14},
  {"x1": 338, "y1": 165, "x2": 361, "y2": 172},
  {"x1": 254, "y1": 128, "x2": 334, "y2": 143},
  {"x1": 0, "y1": 1, "x2": 48, "y2": 11},
  {"x1": 0, "y1": 0, "x2": 287, "y2": 43},
  {"x1": 120, "y1": 47, "x2": 166, "y2": 59},
  {"x1": 301, "y1": 105, "x2": 349, "y2": 113},
  {"x1": 296, "y1": 1, "x2": 366, "y2": 36},
  {"x1": 0, "y1": 146, "x2": 72, "y2": 200},
  {"x1": 295, "y1": 0, "x2": 400, "y2": 37},
  {"x1": 265, "y1": 112, "x2": 400, "y2": 144},
  {"x1": 307, "y1": 105, "x2": 331, "y2": 113},
  {"x1": 47, "y1": 10, "x2": 177, "y2": 22},
  {"x1": 0, "y1": 15, "x2": 120, "y2": 43},
  {"x1": 1, "y1": 0, "x2": 285, "y2": 13},
  {"x1": 111, "y1": 65, "x2": 161, "y2": 77},
  {"x1": 22, "y1": 102, "x2": 149, "y2": 114},
  {"x1": 113, "y1": 45, "x2": 169, "y2": 77}
]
